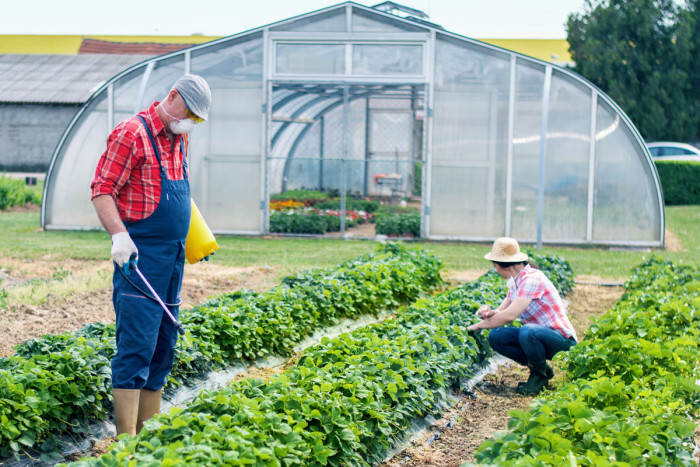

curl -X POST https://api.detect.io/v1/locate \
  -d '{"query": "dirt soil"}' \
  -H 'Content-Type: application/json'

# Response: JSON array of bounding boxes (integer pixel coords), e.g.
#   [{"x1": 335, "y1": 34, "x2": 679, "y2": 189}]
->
[{"x1": 0, "y1": 261, "x2": 281, "y2": 357}]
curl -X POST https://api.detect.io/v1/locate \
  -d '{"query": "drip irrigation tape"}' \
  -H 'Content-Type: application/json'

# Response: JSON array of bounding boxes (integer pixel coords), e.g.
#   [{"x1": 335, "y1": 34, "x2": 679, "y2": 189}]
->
[
  {"x1": 381, "y1": 355, "x2": 510, "y2": 464},
  {"x1": 574, "y1": 280, "x2": 625, "y2": 287}
]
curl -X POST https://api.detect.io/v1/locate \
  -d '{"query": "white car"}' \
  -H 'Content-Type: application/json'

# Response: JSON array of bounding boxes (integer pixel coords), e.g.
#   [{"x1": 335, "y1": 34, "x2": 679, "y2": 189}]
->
[{"x1": 646, "y1": 142, "x2": 700, "y2": 161}]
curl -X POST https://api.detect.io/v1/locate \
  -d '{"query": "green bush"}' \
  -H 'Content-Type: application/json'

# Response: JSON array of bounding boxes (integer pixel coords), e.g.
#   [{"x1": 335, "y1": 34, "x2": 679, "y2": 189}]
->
[
  {"x1": 270, "y1": 189, "x2": 331, "y2": 204},
  {"x1": 322, "y1": 214, "x2": 358, "y2": 232},
  {"x1": 413, "y1": 161, "x2": 422, "y2": 197},
  {"x1": 269, "y1": 212, "x2": 327, "y2": 234},
  {"x1": 654, "y1": 160, "x2": 700, "y2": 205},
  {"x1": 374, "y1": 205, "x2": 418, "y2": 218},
  {"x1": 269, "y1": 212, "x2": 358, "y2": 234},
  {"x1": 525, "y1": 250, "x2": 576, "y2": 296},
  {"x1": 375, "y1": 212, "x2": 421, "y2": 237},
  {"x1": 0, "y1": 175, "x2": 42, "y2": 210},
  {"x1": 315, "y1": 198, "x2": 380, "y2": 213}
]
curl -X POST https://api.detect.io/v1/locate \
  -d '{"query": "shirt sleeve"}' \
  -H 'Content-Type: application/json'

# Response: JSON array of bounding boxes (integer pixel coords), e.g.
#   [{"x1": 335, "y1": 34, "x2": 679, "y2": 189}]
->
[{"x1": 90, "y1": 121, "x2": 140, "y2": 200}]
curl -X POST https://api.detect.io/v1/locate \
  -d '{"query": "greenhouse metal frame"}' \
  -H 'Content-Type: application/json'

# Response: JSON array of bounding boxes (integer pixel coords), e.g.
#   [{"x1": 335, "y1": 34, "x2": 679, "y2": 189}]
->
[{"x1": 42, "y1": 2, "x2": 665, "y2": 247}]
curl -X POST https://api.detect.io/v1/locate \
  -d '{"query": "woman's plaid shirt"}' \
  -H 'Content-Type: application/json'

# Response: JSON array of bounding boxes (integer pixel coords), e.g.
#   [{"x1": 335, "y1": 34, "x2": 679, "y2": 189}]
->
[{"x1": 508, "y1": 264, "x2": 578, "y2": 340}]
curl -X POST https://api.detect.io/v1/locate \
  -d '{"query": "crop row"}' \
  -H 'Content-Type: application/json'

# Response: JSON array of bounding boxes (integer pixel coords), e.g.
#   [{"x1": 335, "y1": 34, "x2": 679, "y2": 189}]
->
[
  {"x1": 63, "y1": 252, "x2": 574, "y2": 466},
  {"x1": 0, "y1": 243, "x2": 443, "y2": 461},
  {"x1": 474, "y1": 256, "x2": 700, "y2": 466}
]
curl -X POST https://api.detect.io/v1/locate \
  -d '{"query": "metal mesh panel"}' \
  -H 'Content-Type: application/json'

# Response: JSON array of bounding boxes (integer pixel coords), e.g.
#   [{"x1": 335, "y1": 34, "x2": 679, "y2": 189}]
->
[
  {"x1": 267, "y1": 83, "x2": 426, "y2": 236},
  {"x1": 270, "y1": 83, "x2": 425, "y2": 199}
]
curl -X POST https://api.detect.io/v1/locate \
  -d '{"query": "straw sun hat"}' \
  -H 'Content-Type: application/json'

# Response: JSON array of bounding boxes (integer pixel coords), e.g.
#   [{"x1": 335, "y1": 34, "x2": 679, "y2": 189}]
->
[{"x1": 484, "y1": 237, "x2": 528, "y2": 262}]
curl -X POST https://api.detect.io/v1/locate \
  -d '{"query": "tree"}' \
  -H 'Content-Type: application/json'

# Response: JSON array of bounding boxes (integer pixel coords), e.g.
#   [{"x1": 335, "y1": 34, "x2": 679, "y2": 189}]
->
[
  {"x1": 677, "y1": 0, "x2": 700, "y2": 136},
  {"x1": 567, "y1": 0, "x2": 699, "y2": 141}
]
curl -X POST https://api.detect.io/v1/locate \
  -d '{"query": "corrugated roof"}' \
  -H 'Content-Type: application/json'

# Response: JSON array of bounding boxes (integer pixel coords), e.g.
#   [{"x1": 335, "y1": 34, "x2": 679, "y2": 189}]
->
[
  {"x1": 78, "y1": 39, "x2": 191, "y2": 55},
  {"x1": 0, "y1": 54, "x2": 152, "y2": 104}
]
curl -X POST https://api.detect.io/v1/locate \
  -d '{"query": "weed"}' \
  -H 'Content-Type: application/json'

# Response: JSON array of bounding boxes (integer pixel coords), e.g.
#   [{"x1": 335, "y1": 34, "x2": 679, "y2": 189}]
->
[
  {"x1": 51, "y1": 266, "x2": 72, "y2": 282},
  {"x1": 0, "y1": 286, "x2": 7, "y2": 310}
]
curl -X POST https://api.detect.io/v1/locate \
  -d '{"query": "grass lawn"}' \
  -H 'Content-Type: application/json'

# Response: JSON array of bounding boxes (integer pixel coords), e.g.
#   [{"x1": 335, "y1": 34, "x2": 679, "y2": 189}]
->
[{"x1": 0, "y1": 206, "x2": 697, "y2": 280}]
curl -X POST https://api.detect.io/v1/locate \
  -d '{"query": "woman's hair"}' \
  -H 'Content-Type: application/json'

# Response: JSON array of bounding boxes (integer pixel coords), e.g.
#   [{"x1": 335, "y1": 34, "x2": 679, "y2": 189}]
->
[{"x1": 492, "y1": 260, "x2": 530, "y2": 269}]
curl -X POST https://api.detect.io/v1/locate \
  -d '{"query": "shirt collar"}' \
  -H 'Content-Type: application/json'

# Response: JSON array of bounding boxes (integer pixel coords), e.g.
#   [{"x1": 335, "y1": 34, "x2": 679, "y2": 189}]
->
[
  {"x1": 146, "y1": 102, "x2": 167, "y2": 137},
  {"x1": 514, "y1": 264, "x2": 530, "y2": 285}
]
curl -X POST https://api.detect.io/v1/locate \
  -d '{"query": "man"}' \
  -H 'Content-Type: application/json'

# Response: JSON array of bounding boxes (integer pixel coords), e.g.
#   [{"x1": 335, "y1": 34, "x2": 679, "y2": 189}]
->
[
  {"x1": 467, "y1": 237, "x2": 577, "y2": 395},
  {"x1": 91, "y1": 74, "x2": 211, "y2": 436}
]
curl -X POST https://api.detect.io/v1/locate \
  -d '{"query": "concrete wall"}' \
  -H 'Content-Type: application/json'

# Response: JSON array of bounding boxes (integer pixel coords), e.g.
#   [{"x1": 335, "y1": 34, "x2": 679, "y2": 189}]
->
[{"x1": 0, "y1": 104, "x2": 79, "y2": 172}]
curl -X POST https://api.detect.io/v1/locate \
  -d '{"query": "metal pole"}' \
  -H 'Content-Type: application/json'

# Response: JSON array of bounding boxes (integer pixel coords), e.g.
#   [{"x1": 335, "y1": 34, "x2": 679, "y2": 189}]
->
[
  {"x1": 363, "y1": 97, "x2": 370, "y2": 197},
  {"x1": 537, "y1": 66, "x2": 552, "y2": 249},
  {"x1": 586, "y1": 92, "x2": 598, "y2": 242},
  {"x1": 319, "y1": 116, "x2": 325, "y2": 190},
  {"x1": 505, "y1": 55, "x2": 516, "y2": 237},
  {"x1": 340, "y1": 84, "x2": 350, "y2": 238}
]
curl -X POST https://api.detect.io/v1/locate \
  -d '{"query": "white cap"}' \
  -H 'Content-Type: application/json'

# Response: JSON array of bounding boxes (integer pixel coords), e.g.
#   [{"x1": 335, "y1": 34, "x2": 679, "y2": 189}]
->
[{"x1": 173, "y1": 74, "x2": 211, "y2": 121}]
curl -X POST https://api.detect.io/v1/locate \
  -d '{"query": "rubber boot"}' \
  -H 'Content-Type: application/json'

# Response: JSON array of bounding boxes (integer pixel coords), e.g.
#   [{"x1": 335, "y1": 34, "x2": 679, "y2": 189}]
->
[
  {"x1": 136, "y1": 388, "x2": 162, "y2": 433},
  {"x1": 113, "y1": 389, "x2": 140, "y2": 437},
  {"x1": 516, "y1": 362, "x2": 551, "y2": 395},
  {"x1": 517, "y1": 363, "x2": 554, "y2": 390}
]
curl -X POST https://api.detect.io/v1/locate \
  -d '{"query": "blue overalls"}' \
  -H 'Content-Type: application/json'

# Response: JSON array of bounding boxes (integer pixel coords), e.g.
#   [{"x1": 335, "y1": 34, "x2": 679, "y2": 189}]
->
[{"x1": 111, "y1": 116, "x2": 191, "y2": 391}]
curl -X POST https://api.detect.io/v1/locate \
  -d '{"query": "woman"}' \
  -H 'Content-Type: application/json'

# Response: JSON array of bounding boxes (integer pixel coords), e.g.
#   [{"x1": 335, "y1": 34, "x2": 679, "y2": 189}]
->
[{"x1": 467, "y1": 237, "x2": 577, "y2": 395}]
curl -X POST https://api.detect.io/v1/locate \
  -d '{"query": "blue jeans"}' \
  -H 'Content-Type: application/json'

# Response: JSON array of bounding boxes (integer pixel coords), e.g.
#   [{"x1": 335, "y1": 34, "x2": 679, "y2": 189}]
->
[{"x1": 488, "y1": 324, "x2": 577, "y2": 366}]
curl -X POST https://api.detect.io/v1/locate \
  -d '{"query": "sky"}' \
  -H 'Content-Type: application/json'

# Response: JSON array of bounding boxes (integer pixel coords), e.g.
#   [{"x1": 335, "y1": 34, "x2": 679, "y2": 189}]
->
[{"x1": 1, "y1": 0, "x2": 588, "y2": 39}]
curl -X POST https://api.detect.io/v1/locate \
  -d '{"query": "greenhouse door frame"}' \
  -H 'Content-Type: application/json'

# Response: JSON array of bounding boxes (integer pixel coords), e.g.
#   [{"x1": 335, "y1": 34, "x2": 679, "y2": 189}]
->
[{"x1": 263, "y1": 80, "x2": 430, "y2": 238}]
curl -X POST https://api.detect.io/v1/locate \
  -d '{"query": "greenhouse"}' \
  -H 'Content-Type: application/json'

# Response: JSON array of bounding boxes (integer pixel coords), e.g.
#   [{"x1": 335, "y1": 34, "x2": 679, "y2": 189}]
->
[{"x1": 41, "y1": 1, "x2": 664, "y2": 246}]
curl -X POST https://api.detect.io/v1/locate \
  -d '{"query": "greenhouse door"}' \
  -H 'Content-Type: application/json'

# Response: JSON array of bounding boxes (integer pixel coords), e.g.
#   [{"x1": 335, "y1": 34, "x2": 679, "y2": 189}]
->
[
  {"x1": 266, "y1": 83, "x2": 426, "y2": 236},
  {"x1": 367, "y1": 109, "x2": 415, "y2": 201}
]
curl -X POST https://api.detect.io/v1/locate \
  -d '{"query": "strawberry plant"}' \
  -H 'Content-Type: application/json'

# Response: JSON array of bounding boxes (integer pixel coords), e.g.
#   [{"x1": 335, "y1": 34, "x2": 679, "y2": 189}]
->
[{"x1": 0, "y1": 243, "x2": 441, "y2": 461}]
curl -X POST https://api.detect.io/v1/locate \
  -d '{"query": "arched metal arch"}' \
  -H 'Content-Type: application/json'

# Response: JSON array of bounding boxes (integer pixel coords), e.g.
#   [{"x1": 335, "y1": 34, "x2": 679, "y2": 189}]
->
[{"x1": 276, "y1": 84, "x2": 422, "y2": 192}]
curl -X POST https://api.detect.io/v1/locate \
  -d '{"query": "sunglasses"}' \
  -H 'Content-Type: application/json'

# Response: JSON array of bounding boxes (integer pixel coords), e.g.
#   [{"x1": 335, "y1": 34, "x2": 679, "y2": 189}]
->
[{"x1": 179, "y1": 92, "x2": 205, "y2": 124}]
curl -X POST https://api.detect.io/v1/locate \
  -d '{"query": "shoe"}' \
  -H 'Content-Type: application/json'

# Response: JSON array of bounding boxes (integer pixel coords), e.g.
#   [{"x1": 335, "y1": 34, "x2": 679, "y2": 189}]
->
[
  {"x1": 113, "y1": 388, "x2": 140, "y2": 437},
  {"x1": 136, "y1": 388, "x2": 162, "y2": 433},
  {"x1": 516, "y1": 363, "x2": 553, "y2": 390},
  {"x1": 516, "y1": 362, "x2": 552, "y2": 395},
  {"x1": 545, "y1": 363, "x2": 554, "y2": 379}
]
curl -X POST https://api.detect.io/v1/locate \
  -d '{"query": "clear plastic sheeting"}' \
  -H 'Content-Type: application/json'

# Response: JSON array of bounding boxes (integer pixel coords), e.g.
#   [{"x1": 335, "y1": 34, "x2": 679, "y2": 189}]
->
[
  {"x1": 593, "y1": 100, "x2": 661, "y2": 242},
  {"x1": 510, "y1": 59, "x2": 546, "y2": 239},
  {"x1": 431, "y1": 37, "x2": 511, "y2": 238},
  {"x1": 42, "y1": 1, "x2": 663, "y2": 246},
  {"x1": 541, "y1": 70, "x2": 592, "y2": 242}
]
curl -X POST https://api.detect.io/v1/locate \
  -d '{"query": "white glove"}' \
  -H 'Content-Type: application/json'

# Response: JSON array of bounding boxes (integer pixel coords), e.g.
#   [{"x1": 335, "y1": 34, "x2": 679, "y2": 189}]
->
[{"x1": 111, "y1": 231, "x2": 138, "y2": 268}]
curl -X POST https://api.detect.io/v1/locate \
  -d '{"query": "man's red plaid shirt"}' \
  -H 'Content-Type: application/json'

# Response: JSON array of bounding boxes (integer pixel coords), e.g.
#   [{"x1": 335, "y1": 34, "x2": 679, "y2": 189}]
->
[
  {"x1": 90, "y1": 103, "x2": 188, "y2": 222},
  {"x1": 507, "y1": 264, "x2": 577, "y2": 340}
]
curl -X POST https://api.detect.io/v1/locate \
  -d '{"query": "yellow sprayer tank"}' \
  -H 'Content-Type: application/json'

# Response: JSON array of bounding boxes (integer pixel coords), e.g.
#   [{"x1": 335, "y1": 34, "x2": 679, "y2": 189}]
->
[{"x1": 185, "y1": 198, "x2": 219, "y2": 264}]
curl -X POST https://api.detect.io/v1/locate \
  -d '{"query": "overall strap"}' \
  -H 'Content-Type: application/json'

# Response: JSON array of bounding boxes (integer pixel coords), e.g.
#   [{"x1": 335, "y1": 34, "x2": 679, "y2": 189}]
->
[
  {"x1": 137, "y1": 115, "x2": 188, "y2": 180},
  {"x1": 136, "y1": 115, "x2": 164, "y2": 170},
  {"x1": 180, "y1": 138, "x2": 188, "y2": 181}
]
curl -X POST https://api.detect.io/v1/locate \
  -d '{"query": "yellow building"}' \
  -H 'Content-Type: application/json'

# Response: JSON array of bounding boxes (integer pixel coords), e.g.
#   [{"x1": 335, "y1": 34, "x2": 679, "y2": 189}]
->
[
  {"x1": 479, "y1": 38, "x2": 572, "y2": 66},
  {"x1": 0, "y1": 34, "x2": 572, "y2": 65}
]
